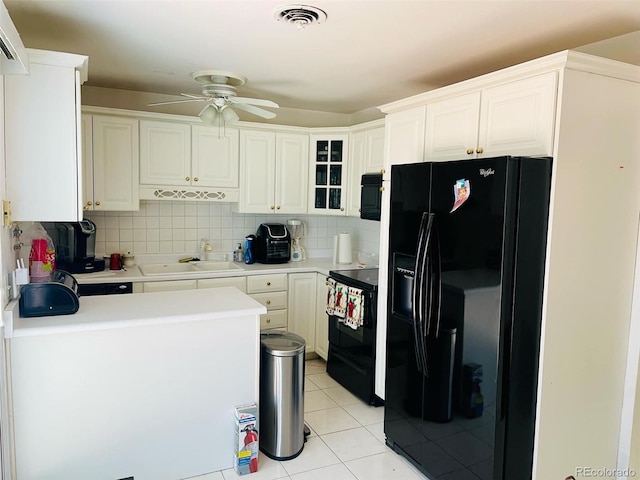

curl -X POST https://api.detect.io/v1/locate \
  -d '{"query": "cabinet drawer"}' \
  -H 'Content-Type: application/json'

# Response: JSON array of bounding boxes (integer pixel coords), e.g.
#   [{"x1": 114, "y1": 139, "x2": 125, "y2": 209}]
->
[
  {"x1": 247, "y1": 274, "x2": 287, "y2": 293},
  {"x1": 250, "y1": 291, "x2": 287, "y2": 311},
  {"x1": 198, "y1": 276, "x2": 246, "y2": 293},
  {"x1": 260, "y1": 309, "x2": 288, "y2": 330},
  {"x1": 142, "y1": 280, "x2": 198, "y2": 293}
]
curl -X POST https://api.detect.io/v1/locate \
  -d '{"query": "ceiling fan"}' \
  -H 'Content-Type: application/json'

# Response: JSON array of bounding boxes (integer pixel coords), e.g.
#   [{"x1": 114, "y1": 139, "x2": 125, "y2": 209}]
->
[{"x1": 149, "y1": 70, "x2": 279, "y2": 124}]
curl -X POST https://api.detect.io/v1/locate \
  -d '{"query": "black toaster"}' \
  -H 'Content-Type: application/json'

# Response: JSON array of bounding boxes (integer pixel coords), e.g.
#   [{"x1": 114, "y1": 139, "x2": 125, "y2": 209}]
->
[{"x1": 255, "y1": 223, "x2": 291, "y2": 264}]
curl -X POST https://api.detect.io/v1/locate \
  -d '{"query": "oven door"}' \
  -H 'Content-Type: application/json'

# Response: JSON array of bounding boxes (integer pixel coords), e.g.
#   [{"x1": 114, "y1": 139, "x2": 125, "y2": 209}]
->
[{"x1": 327, "y1": 290, "x2": 376, "y2": 369}]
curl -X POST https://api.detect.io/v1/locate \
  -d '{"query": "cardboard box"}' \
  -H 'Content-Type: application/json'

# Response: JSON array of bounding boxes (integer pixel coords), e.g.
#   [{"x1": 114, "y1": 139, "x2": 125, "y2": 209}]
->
[{"x1": 234, "y1": 403, "x2": 259, "y2": 475}]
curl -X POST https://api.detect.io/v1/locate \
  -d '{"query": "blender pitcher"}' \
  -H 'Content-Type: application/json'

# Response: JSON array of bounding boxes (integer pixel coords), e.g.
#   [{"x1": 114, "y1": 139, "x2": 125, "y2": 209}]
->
[{"x1": 287, "y1": 219, "x2": 305, "y2": 262}]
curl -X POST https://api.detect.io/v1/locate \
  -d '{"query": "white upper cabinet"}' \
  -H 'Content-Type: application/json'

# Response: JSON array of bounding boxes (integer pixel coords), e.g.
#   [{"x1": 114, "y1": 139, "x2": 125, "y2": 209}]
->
[
  {"x1": 238, "y1": 130, "x2": 308, "y2": 214},
  {"x1": 5, "y1": 49, "x2": 88, "y2": 221},
  {"x1": 425, "y1": 92, "x2": 481, "y2": 161},
  {"x1": 383, "y1": 106, "x2": 426, "y2": 180},
  {"x1": 308, "y1": 133, "x2": 349, "y2": 215},
  {"x1": 139, "y1": 120, "x2": 191, "y2": 186},
  {"x1": 275, "y1": 132, "x2": 309, "y2": 214},
  {"x1": 425, "y1": 72, "x2": 558, "y2": 161},
  {"x1": 140, "y1": 119, "x2": 240, "y2": 190},
  {"x1": 82, "y1": 114, "x2": 139, "y2": 211},
  {"x1": 238, "y1": 130, "x2": 276, "y2": 213},
  {"x1": 191, "y1": 125, "x2": 239, "y2": 188},
  {"x1": 478, "y1": 72, "x2": 557, "y2": 158},
  {"x1": 347, "y1": 125, "x2": 385, "y2": 217},
  {"x1": 364, "y1": 126, "x2": 385, "y2": 173}
]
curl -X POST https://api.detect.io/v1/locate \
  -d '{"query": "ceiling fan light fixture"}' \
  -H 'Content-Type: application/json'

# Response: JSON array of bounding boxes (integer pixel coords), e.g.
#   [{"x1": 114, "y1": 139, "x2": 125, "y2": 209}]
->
[
  {"x1": 274, "y1": 4, "x2": 327, "y2": 29},
  {"x1": 199, "y1": 104, "x2": 219, "y2": 125},
  {"x1": 221, "y1": 105, "x2": 240, "y2": 124}
]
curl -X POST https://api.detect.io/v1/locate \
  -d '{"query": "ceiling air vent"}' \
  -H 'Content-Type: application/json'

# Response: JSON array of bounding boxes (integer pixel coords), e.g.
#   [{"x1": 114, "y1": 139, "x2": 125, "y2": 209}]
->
[{"x1": 274, "y1": 4, "x2": 327, "y2": 29}]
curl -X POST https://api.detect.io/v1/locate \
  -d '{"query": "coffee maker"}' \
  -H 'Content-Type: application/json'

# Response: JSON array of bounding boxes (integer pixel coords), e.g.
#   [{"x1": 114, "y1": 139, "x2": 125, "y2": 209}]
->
[{"x1": 43, "y1": 219, "x2": 105, "y2": 273}]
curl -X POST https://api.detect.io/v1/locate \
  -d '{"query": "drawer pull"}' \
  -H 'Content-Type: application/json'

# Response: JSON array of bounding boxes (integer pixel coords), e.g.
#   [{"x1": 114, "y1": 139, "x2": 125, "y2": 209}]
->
[
  {"x1": 266, "y1": 318, "x2": 271, "y2": 323},
  {"x1": 266, "y1": 300, "x2": 271, "y2": 305}
]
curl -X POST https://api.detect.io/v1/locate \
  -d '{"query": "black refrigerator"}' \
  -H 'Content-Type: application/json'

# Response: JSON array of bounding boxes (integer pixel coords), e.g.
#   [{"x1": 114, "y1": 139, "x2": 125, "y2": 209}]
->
[{"x1": 384, "y1": 156, "x2": 551, "y2": 480}]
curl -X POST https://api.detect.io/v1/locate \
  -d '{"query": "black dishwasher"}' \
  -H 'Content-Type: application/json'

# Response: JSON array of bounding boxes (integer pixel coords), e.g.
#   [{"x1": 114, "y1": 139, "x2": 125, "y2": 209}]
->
[{"x1": 78, "y1": 282, "x2": 133, "y2": 296}]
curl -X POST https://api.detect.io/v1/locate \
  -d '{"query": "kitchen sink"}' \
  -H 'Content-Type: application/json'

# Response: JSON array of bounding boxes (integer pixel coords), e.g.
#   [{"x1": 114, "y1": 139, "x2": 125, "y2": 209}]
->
[
  {"x1": 192, "y1": 261, "x2": 243, "y2": 272},
  {"x1": 139, "y1": 261, "x2": 243, "y2": 276},
  {"x1": 139, "y1": 263, "x2": 198, "y2": 275}
]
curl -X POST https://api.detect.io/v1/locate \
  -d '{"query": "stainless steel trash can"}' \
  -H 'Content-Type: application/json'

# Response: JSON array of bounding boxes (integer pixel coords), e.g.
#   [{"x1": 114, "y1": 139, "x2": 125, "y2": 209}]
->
[{"x1": 260, "y1": 331, "x2": 306, "y2": 460}]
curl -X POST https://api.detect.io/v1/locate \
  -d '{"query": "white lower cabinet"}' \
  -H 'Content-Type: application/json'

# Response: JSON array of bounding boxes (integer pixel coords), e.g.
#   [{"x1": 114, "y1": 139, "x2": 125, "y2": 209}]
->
[
  {"x1": 198, "y1": 276, "x2": 246, "y2": 292},
  {"x1": 288, "y1": 272, "x2": 317, "y2": 354},
  {"x1": 314, "y1": 273, "x2": 329, "y2": 360},
  {"x1": 142, "y1": 280, "x2": 198, "y2": 293},
  {"x1": 247, "y1": 274, "x2": 288, "y2": 331}
]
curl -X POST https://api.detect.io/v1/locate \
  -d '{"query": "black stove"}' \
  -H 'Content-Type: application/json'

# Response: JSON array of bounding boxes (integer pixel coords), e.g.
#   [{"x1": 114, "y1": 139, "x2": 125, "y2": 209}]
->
[
  {"x1": 326, "y1": 267, "x2": 382, "y2": 406},
  {"x1": 328, "y1": 268, "x2": 379, "y2": 291}
]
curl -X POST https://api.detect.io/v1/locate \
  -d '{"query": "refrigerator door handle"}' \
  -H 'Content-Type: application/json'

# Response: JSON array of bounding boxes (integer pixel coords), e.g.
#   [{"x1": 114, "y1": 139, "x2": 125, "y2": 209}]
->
[
  {"x1": 428, "y1": 215, "x2": 442, "y2": 340},
  {"x1": 413, "y1": 212, "x2": 431, "y2": 375}
]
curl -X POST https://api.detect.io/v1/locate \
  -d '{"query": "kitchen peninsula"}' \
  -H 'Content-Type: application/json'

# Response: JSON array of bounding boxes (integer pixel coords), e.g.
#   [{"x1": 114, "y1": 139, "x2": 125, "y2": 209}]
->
[{"x1": 3, "y1": 287, "x2": 266, "y2": 480}]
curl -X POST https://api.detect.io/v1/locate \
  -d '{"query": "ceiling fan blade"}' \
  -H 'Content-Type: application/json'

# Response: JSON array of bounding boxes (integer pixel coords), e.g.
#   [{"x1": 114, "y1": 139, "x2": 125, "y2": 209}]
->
[
  {"x1": 148, "y1": 98, "x2": 209, "y2": 106},
  {"x1": 180, "y1": 93, "x2": 207, "y2": 100},
  {"x1": 232, "y1": 102, "x2": 277, "y2": 119},
  {"x1": 230, "y1": 97, "x2": 279, "y2": 109}
]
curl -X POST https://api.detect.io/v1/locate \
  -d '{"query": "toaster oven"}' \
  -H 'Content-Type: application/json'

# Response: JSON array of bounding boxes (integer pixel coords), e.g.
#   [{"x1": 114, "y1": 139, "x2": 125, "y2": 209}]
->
[{"x1": 255, "y1": 223, "x2": 291, "y2": 264}]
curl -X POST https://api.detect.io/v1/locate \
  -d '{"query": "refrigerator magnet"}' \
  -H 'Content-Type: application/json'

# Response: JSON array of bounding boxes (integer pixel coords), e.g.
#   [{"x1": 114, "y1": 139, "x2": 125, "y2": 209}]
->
[{"x1": 451, "y1": 178, "x2": 471, "y2": 213}]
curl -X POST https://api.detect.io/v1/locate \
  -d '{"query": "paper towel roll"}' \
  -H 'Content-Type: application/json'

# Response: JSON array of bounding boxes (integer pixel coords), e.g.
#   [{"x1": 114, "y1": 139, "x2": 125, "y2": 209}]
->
[{"x1": 336, "y1": 233, "x2": 353, "y2": 264}]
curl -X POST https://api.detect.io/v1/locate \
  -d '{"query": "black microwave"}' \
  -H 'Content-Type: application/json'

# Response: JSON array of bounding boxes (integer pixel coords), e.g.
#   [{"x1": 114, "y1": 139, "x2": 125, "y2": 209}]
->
[{"x1": 360, "y1": 173, "x2": 383, "y2": 221}]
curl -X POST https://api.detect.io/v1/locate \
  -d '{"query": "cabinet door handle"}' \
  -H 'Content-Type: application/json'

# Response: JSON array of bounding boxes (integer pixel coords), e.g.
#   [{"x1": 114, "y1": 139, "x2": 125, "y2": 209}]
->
[
  {"x1": 380, "y1": 169, "x2": 386, "y2": 174},
  {"x1": 266, "y1": 300, "x2": 271, "y2": 305},
  {"x1": 185, "y1": 176, "x2": 190, "y2": 181},
  {"x1": 340, "y1": 207, "x2": 345, "y2": 211},
  {"x1": 379, "y1": 186, "x2": 384, "y2": 192},
  {"x1": 86, "y1": 201, "x2": 92, "y2": 206},
  {"x1": 194, "y1": 177, "x2": 198, "y2": 182},
  {"x1": 266, "y1": 282, "x2": 271, "y2": 286},
  {"x1": 95, "y1": 201, "x2": 101, "y2": 206},
  {"x1": 466, "y1": 148, "x2": 474, "y2": 155},
  {"x1": 266, "y1": 318, "x2": 271, "y2": 323},
  {"x1": 276, "y1": 206, "x2": 281, "y2": 210},
  {"x1": 270, "y1": 206, "x2": 275, "y2": 210},
  {"x1": 476, "y1": 147, "x2": 484, "y2": 154}
]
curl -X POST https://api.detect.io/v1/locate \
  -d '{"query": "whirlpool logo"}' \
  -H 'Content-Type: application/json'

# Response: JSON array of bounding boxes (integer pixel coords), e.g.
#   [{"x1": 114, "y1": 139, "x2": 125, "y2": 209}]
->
[{"x1": 479, "y1": 168, "x2": 495, "y2": 177}]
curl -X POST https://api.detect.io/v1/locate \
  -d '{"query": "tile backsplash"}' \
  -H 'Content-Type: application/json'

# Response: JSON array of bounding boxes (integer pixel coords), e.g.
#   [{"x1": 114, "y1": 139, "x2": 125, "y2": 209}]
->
[{"x1": 85, "y1": 201, "x2": 381, "y2": 261}]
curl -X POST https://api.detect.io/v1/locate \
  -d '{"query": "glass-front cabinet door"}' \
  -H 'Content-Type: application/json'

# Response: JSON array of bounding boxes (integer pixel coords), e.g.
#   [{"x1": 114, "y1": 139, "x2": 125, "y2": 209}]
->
[{"x1": 308, "y1": 133, "x2": 349, "y2": 215}]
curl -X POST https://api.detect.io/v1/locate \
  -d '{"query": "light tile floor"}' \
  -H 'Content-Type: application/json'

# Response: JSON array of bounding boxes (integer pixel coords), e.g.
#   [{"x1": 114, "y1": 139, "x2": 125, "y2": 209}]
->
[{"x1": 194, "y1": 358, "x2": 430, "y2": 480}]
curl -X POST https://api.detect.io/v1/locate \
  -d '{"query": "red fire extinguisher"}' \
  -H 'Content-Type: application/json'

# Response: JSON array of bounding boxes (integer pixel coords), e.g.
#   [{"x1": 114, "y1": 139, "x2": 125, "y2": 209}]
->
[{"x1": 243, "y1": 424, "x2": 258, "y2": 473}]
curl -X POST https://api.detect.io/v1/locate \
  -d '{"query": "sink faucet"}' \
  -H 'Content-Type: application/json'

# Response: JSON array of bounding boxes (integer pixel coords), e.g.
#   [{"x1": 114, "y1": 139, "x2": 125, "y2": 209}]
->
[{"x1": 200, "y1": 239, "x2": 213, "y2": 261}]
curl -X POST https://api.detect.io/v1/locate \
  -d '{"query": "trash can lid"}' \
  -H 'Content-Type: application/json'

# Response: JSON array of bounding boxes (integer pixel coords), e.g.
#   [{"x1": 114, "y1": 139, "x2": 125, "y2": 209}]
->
[{"x1": 260, "y1": 331, "x2": 306, "y2": 357}]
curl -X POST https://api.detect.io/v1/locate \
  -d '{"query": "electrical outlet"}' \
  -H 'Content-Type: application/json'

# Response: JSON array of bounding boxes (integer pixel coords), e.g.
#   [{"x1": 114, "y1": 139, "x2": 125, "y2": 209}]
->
[{"x1": 2, "y1": 201, "x2": 11, "y2": 227}]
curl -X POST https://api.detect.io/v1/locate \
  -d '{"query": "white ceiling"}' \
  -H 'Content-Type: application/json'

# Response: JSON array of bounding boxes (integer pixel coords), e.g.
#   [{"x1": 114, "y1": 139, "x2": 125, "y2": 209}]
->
[{"x1": 5, "y1": 0, "x2": 640, "y2": 124}]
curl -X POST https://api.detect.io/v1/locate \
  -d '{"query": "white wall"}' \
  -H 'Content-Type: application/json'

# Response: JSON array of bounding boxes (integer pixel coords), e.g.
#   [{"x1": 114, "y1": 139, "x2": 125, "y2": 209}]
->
[
  {"x1": 84, "y1": 200, "x2": 381, "y2": 261},
  {"x1": 533, "y1": 68, "x2": 640, "y2": 478},
  {"x1": 0, "y1": 74, "x2": 14, "y2": 309}
]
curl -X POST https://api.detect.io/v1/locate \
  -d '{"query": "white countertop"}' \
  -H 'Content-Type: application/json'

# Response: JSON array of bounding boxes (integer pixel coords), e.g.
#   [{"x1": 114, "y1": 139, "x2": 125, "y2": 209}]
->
[
  {"x1": 4, "y1": 287, "x2": 267, "y2": 338},
  {"x1": 73, "y1": 257, "x2": 368, "y2": 284}
]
